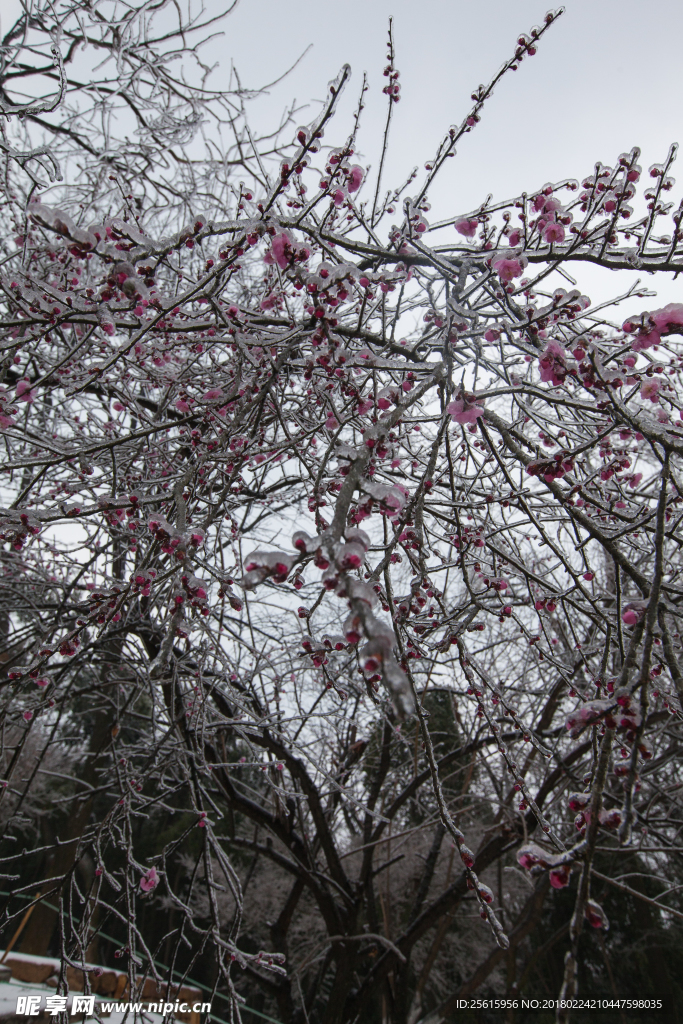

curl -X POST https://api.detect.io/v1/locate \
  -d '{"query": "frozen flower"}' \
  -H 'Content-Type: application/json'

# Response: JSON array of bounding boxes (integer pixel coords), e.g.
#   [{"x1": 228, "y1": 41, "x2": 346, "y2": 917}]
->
[
  {"x1": 538, "y1": 340, "x2": 569, "y2": 386},
  {"x1": 201, "y1": 388, "x2": 223, "y2": 402},
  {"x1": 447, "y1": 394, "x2": 484, "y2": 424},
  {"x1": 650, "y1": 302, "x2": 683, "y2": 333},
  {"x1": 454, "y1": 218, "x2": 478, "y2": 238},
  {"x1": 16, "y1": 379, "x2": 36, "y2": 403},
  {"x1": 526, "y1": 454, "x2": 574, "y2": 483},
  {"x1": 585, "y1": 899, "x2": 609, "y2": 930},
  {"x1": 140, "y1": 867, "x2": 159, "y2": 892},
  {"x1": 264, "y1": 231, "x2": 294, "y2": 270},
  {"x1": 632, "y1": 328, "x2": 660, "y2": 352},
  {"x1": 549, "y1": 863, "x2": 572, "y2": 889},
  {"x1": 492, "y1": 256, "x2": 526, "y2": 283},
  {"x1": 543, "y1": 221, "x2": 565, "y2": 244},
  {"x1": 640, "y1": 379, "x2": 659, "y2": 403},
  {"x1": 0, "y1": 387, "x2": 17, "y2": 429},
  {"x1": 347, "y1": 165, "x2": 364, "y2": 193}
]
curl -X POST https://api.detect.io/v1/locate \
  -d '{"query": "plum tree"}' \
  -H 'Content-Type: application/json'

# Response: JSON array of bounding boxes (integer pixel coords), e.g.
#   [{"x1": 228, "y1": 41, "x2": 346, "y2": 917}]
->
[{"x1": 1, "y1": 4, "x2": 682, "y2": 1023}]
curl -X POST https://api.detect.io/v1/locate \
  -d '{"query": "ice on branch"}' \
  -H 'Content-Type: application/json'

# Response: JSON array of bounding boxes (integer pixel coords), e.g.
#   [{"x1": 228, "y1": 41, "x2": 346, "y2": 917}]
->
[
  {"x1": 517, "y1": 843, "x2": 572, "y2": 889},
  {"x1": 242, "y1": 551, "x2": 295, "y2": 588},
  {"x1": 585, "y1": 900, "x2": 609, "y2": 930},
  {"x1": 0, "y1": 387, "x2": 17, "y2": 429},
  {"x1": 624, "y1": 302, "x2": 683, "y2": 351}
]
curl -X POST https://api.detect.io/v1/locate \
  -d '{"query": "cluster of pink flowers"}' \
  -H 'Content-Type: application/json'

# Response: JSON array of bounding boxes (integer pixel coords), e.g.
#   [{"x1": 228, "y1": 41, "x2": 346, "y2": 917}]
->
[
  {"x1": 538, "y1": 339, "x2": 570, "y2": 386},
  {"x1": 624, "y1": 302, "x2": 683, "y2": 352}
]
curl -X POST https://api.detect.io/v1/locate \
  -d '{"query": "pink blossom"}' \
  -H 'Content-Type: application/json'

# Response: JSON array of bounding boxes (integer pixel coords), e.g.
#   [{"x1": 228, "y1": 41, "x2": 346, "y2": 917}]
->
[
  {"x1": 650, "y1": 302, "x2": 683, "y2": 333},
  {"x1": 16, "y1": 379, "x2": 36, "y2": 403},
  {"x1": 640, "y1": 379, "x2": 660, "y2": 403},
  {"x1": 458, "y1": 844, "x2": 475, "y2": 868},
  {"x1": 265, "y1": 231, "x2": 294, "y2": 270},
  {"x1": 455, "y1": 218, "x2": 478, "y2": 238},
  {"x1": 447, "y1": 394, "x2": 484, "y2": 424},
  {"x1": 336, "y1": 542, "x2": 365, "y2": 570},
  {"x1": 543, "y1": 221, "x2": 565, "y2": 244},
  {"x1": 622, "y1": 608, "x2": 638, "y2": 626},
  {"x1": 565, "y1": 700, "x2": 611, "y2": 736},
  {"x1": 518, "y1": 849, "x2": 540, "y2": 871},
  {"x1": 538, "y1": 340, "x2": 569, "y2": 386},
  {"x1": 0, "y1": 387, "x2": 16, "y2": 429},
  {"x1": 632, "y1": 328, "x2": 660, "y2": 352},
  {"x1": 527, "y1": 455, "x2": 574, "y2": 483},
  {"x1": 568, "y1": 792, "x2": 589, "y2": 812},
  {"x1": 585, "y1": 899, "x2": 609, "y2": 930},
  {"x1": 140, "y1": 867, "x2": 159, "y2": 892},
  {"x1": 376, "y1": 386, "x2": 399, "y2": 410},
  {"x1": 347, "y1": 165, "x2": 364, "y2": 193},
  {"x1": 176, "y1": 399, "x2": 191, "y2": 413},
  {"x1": 517, "y1": 842, "x2": 558, "y2": 872},
  {"x1": 507, "y1": 229, "x2": 521, "y2": 246},
  {"x1": 549, "y1": 863, "x2": 572, "y2": 889},
  {"x1": 201, "y1": 388, "x2": 223, "y2": 402},
  {"x1": 628, "y1": 472, "x2": 643, "y2": 489},
  {"x1": 492, "y1": 257, "x2": 525, "y2": 283},
  {"x1": 598, "y1": 808, "x2": 622, "y2": 830}
]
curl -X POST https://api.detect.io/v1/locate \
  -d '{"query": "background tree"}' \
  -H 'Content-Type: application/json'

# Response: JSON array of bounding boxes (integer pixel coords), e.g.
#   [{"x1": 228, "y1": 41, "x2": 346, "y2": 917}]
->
[{"x1": 1, "y1": 3, "x2": 683, "y2": 1023}]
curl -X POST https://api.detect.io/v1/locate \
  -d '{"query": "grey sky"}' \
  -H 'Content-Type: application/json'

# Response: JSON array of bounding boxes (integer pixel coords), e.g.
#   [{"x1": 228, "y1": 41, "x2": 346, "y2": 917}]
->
[
  {"x1": 217, "y1": 0, "x2": 682, "y2": 207},
  {"x1": 211, "y1": 0, "x2": 683, "y2": 313}
]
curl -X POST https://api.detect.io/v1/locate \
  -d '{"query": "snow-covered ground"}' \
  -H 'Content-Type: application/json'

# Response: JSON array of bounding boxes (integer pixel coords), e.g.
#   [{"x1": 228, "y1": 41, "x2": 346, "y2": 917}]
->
[{"x1": 0, "y1": 952, "x2": 174, "y2": 1024}]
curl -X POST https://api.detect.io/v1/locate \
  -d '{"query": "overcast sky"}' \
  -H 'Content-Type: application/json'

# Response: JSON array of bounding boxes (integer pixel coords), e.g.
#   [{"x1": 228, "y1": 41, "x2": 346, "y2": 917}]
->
[
  {"x1": 215, "y1": 0, "x2": 681, "y2": 204},
  {"x1": 209, "y1": 0, "x2": 683, "y2": 312}
]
